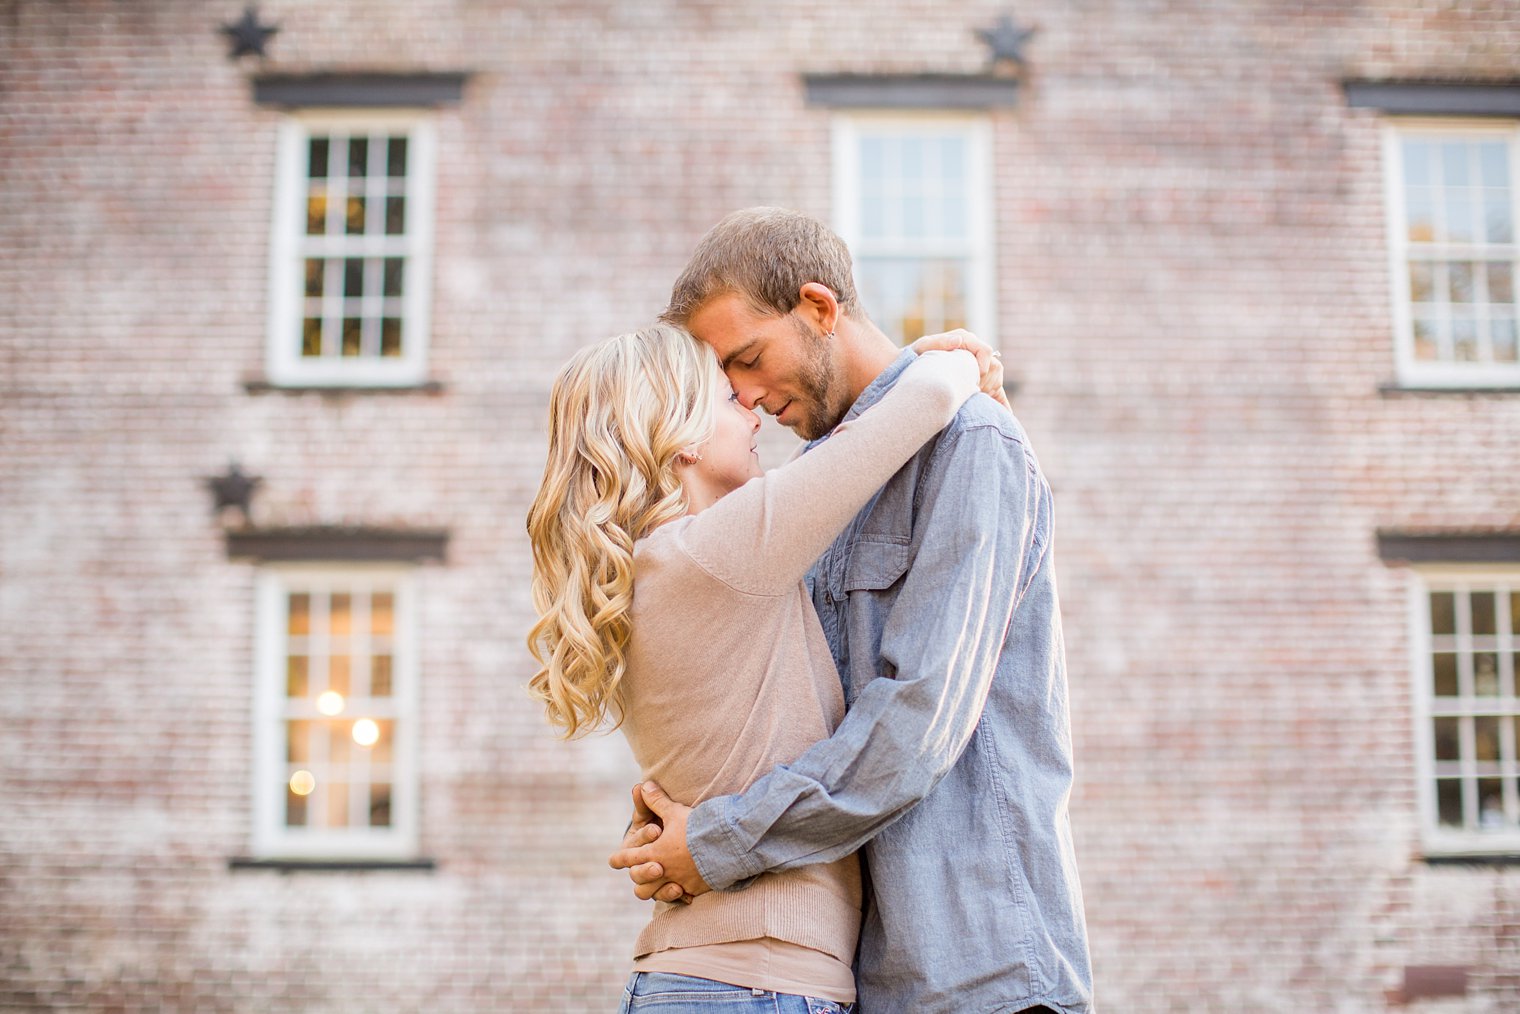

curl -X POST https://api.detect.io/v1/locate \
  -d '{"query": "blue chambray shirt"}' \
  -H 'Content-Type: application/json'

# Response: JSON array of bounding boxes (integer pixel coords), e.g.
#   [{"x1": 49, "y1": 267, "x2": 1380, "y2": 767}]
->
[{"x1": 685, "y1": 350, "x2": 1094, "y2": 1013}]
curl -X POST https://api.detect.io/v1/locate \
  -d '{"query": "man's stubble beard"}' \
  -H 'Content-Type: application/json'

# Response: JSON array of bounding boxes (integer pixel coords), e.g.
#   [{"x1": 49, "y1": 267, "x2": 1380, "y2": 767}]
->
[{"x1": 790, "y1": 316, "x2": 849, "y2": 441}]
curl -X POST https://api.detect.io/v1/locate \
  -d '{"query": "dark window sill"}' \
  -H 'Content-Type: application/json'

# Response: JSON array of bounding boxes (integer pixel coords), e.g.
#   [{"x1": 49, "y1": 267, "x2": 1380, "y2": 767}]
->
[
  {"x1": 1421, "y1": 853, "x2": 1520, "y2": 867},
  {"x1": 228, "y1": 856, "x2": 437, "y2": 873},
  {"x1": 242, "y1": 379, "x2": 447, "y2": 395},
  {"x1": 1379, "y1": 382, "x2": 1520, "y2": 396}
]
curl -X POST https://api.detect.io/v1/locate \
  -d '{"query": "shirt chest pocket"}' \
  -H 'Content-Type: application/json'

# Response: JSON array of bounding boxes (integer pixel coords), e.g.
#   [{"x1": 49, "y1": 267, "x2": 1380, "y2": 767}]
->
[{"x1": 833, "y1": 536, "x2": 910, "y2": 599}]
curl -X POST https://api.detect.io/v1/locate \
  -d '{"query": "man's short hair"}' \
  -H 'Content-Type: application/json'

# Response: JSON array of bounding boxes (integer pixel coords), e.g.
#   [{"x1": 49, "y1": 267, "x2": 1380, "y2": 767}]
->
[{"x1": 663, "y1": 207, "x2": 861, "y2": 325}]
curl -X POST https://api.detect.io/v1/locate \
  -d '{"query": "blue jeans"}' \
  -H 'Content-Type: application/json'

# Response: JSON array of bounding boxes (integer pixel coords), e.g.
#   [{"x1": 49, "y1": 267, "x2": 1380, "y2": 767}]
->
[{"x1": 618, "y1": 971, "x2": 856, "y2": 1013}]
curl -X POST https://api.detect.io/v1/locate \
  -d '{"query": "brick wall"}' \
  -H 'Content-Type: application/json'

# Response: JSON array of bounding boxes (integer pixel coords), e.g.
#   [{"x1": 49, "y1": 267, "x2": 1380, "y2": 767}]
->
[{"x1": 3, "y1": 0, "x2": 1519, "y2": 1010}]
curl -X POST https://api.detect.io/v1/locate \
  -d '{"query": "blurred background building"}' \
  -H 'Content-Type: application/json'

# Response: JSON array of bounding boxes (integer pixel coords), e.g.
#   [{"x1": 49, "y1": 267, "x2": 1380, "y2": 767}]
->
[{"x1": 4, "y1": 0, "x2": 1520, "y2": 1010}]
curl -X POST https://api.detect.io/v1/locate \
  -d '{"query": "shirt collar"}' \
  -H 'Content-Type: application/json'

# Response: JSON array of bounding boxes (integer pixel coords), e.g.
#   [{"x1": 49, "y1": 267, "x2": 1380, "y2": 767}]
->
[{"x1": 806, "y1": 348, "x2": 917, "y2": 450}]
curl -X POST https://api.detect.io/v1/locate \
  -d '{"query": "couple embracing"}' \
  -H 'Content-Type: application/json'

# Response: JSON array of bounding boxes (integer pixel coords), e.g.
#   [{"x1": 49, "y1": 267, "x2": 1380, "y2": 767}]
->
[{"x1": 527, "y1": 208, "x2": 1092, "y2": 1014}]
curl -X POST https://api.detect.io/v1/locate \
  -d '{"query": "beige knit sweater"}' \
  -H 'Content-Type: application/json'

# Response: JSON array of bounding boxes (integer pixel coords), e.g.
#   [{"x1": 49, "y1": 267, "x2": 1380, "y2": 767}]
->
[{"x1": 619, "y1": 349, "x2": 980, "y2": 965}]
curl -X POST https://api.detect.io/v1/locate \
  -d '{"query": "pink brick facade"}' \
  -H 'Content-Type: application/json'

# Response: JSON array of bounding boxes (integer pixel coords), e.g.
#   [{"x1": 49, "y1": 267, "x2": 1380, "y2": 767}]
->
[{"x1": 3, "y1": 1, "x2": 1519, "y2": 1010}]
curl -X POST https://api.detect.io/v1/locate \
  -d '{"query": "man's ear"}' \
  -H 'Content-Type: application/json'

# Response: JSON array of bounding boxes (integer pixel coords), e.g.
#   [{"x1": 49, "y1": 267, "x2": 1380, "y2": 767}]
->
[{"x1": 795, "y1": 282, "x2": 840, "y2": 335}]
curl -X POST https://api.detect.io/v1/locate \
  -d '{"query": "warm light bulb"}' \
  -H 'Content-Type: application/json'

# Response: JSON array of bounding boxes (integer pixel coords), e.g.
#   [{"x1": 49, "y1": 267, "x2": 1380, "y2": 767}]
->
[
  {"x1": 317, "y1": 690, "x2": 345, "y2": 715},
  {"x1": 289, "y1": 770, "x2": 316, "y2": 796},
  {"x1": 351, "y1": 718, "x2": 379, "y2": 747}
]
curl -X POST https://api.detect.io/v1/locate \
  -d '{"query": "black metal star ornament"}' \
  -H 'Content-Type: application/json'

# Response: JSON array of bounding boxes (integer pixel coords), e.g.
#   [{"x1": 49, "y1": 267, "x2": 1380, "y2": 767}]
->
[
  {"x1": 206, "y1": 462, "x2": 262, "y2": 520},
  {"x1": 220, "y1": 5, "x2": 279, "y2": 60},
  {"x1": 976, "y1": 12, "x2": 1037, "y2": 68}
]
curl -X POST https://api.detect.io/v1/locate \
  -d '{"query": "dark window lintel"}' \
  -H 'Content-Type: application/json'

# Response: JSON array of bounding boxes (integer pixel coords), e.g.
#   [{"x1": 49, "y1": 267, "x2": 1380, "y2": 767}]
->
[
  {"x1": 253, "y1": 72, "x2": 468, "y2": 109},
  {"x1": 242, "y1": 379, "x2": 447, "y2": 396},
  {"x1": 226, "y1": 526, "x2": 449, "y2": 563},
  {"x1": 228, "y1": 856, "x2": 436, "y2": 873},
  {"x1": 804, "y1": 73, "x2": 1018, "y2": 110},
  {"x1": 1344, "y1": 80, "x2": 1520, "y2": 117},
  {"x1": 1376, "y1": 530, "x2": 1520, "y2": 564}
]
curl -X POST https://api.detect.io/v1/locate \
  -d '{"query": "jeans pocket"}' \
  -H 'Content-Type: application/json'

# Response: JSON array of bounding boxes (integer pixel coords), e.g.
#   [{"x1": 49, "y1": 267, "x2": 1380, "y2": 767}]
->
[{"x1": 802, "y1": 1000, "x2": 855, "y2": 1014}]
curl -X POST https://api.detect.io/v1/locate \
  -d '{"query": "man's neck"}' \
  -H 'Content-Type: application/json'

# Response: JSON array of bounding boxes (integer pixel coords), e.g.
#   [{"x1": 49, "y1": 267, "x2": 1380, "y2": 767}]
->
[{"x1": 835, "y1": 316, "x2": 902, "y2": 405}]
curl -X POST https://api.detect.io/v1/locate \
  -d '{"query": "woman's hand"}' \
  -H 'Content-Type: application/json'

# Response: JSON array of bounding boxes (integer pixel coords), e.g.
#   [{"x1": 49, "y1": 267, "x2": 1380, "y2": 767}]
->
[{"x1": 910, "y1": 329, "x2": 1010, "y2": 409}]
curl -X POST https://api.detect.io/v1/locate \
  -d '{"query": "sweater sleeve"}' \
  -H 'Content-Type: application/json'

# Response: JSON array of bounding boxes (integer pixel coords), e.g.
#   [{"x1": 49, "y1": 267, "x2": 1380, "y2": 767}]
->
[{"x1": 676, "y1": 350, "x2": 980, "y2": 596}]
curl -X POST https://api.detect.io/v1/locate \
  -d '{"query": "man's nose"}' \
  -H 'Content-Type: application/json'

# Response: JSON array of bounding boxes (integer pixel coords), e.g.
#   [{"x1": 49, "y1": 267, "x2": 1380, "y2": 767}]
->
[{"x1": 734, "y1": 384, "x2": 763, "y2": 412}]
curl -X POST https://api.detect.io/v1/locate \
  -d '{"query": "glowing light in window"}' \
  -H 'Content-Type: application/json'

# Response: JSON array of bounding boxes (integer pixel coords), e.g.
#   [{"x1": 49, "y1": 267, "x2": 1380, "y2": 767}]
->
[
  {"x1": 317, "y1": 690, "x2": 345, "y2": 715},
  {"x1": 289, "y1": 770, "x2": 316, "y2": 796},
  {"x1": 352, "y1": 719, "x2": 380, "y2": 747}
]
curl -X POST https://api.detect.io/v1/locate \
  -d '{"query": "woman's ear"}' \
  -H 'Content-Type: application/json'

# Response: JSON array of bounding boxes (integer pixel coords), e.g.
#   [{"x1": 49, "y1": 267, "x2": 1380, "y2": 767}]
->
[{"x1": 796, "y1": 282, "x2": 841, "y2": 336}]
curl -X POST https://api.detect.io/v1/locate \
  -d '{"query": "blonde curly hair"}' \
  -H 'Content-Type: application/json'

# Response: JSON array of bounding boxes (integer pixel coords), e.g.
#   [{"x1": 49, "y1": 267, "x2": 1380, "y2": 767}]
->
[{"x1": 526, "y1": 323, "x2": 721, "y2": 738}]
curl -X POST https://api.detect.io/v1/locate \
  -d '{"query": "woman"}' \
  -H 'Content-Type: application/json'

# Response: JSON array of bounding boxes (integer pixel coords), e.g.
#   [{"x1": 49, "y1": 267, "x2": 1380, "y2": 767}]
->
[{"x1": 526, "y1": 323, "x2": 988, "y2": 1012}]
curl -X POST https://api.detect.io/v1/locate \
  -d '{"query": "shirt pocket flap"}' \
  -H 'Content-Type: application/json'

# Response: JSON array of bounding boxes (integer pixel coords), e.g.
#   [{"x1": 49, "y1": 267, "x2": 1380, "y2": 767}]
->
[{"x1": 841, "y1": 537, "x2": 910, "y2": 592}]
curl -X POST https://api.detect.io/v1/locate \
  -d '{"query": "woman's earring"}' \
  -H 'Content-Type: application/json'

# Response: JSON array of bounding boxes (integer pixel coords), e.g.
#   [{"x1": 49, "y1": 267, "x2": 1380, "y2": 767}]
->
[{"x1": 680, "y1": 449, "x2": 703, "y2": 464}]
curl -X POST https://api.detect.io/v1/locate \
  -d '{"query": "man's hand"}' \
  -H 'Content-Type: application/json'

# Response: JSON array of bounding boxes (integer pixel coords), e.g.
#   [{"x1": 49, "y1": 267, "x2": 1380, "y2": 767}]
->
[
  {"x1": 909, "y1": 328, "x2": 1011, "y2": 409},
  {"x1": 609, "y1": 781, "x2": 711, "y2": 903}
]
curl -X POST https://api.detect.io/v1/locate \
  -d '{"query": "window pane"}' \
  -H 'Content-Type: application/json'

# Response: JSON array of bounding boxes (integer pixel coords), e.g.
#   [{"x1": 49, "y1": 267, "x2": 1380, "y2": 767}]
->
[
  {"x1": 1409, "y1": 262, "x2": 1434, "y2": 302},
  {"x1": 1433, "y1": 717, "x2": 1461, "y2": 761},
  {"x1": 302, "y1": 318, "x2": 323, "y2": 358},
  {"x1": 1473, "y1": 591, "x2": 1497, "y2": 635},
  {"x1": 1445, "y1": 189, "x2": 1476, "y2": 243},
  {"x1": 345, "y1": 196, "x2": 366, "y2": 236},
  {"x1": 286, "y1": 784, "x2": 308, "y2": 827},
  {"x1": 341, "y1": 318, "x2": 362, "y2": 357},
  {"x1": 381, "y1": 318, "x2": 402, "y2": 357},
  {"x1": 1478, "y1": 141, "x2": 1508, "y2": 187},
  {"x1": 1512, "y1": 592, "x2": 1520, "y2": 635},
  {"x1": 1476, "y1": 716, "x2": 1501, "y2": 761},
  {"x1": 1475, "y1": 653, "x2": 1500, "y2": 696},
  {"x1": 1485, "y1": 193, "x2": 1513, "y2": 243},
  {"x1": 304, "y1": 258, "x2": 325, "y2": 298},
  {"x1": 328, "y1": 721, "x2": 352, "y2": 765},
  {"x1": 1436, "y1": 778, "x2": 1464, "y2": 827},
  {"x1": 1448, "y1": 262, "x2": 1474, "y2": 303},
  {"x1": 330, "y1": 654, "x2": 351, "y2": 696},
  {"x1": 386, "y1": 137, "x2": 407, "y2": 178},
  {"x1": 344, "y1": 258, "x2": 365, "y2": 298},
  {"x1": 1488, "y1": 263, "x2": 1514, "y2": 304},
  {"x1": 1496, "y1": 318, "x2": 1519, "y2": 362},
  {"x1": 286, "y1": 655, "x2": 308, "y2": 697},
  {"x1": 308, "y1": 137, "x2": 329, "y2": 179},
  {"x1": 1442, "y1": 142, "x2": 1471, "y2": 188},
  {"x1": 385, "y1": 196, "x2": 406, "y2": 236},
  {"x1": 330, "y1": 594, "x2": 351, "y2": 635},
  {"x1": 371, "y1": 654, "x2": 393, "y2": 697},
  {"x1": 1403, "y1": 140, "x2": 1433, "y2": 186},
  {"x1": 369, "y1": 784, "x2": 392, "y2": 827},
  {"x1": 287, "y1": 720, "x2": 311, "y2": 763},
  {"x1": 1451, "y1": 314, "x2": 1477, "y2": 361},
  {"x1": 288, "y1": 593, "x2": 311, "y2": 635},
  {"x1": 1478, "y1": 778, "x2": 1504, "y2": 829},
  {"x1": 383, "y1": 258, "x2": 404, "y2": 297},
  {"x1": 1405, "y1": 186, "x2": 1436, "y2": 243},
  {"x1": 325, "y1": 782, "x2": 350, "y2": 828},
  {"x1": 1412, "y1": 314, "x2": 1440, "y2": 360},
  {"x1": 306, "y1": 191, "x2": 327, "y2": 235},
  {"x1": 1430, "y1": 592, "x2": 1456, "y2": 635},
  {"x1": 348, "y1": 136, "x2": 368, "y2": 179},
  {"x1": 370, "y1": 719, "x2": 394, "y2": 764},
  {"x1": 371, "y1": 593, "x2": 394, "y2": 635},
  {"x1": 1433, "y1": 652, "x2": 1459, "y2": 696}
]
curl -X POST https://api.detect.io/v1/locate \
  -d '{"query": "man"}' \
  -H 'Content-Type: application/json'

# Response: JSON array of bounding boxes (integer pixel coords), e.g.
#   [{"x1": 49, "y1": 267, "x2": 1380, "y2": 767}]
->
[{"x1": 609, "y1": 208, "x2": 1093, "y2": 1013}]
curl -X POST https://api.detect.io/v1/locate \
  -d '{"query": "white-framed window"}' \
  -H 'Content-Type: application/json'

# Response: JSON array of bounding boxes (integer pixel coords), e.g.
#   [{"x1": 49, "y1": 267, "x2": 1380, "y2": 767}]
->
[
  {"x1": 253, "y1": 567, "x2": 419, "y2": 859},
  {"x1": 832, "y1": 114, "x2": 995, "y2": 345},
  {"x1": 267, "y1": 111, "x2": 437, "y2": 387},
  {"x1": 1410, "y1": 570, "x2": 1520, "y2": 855},
  {"x1": 1383, "y1": 120, "x2": 1519, "y2": 386}
]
